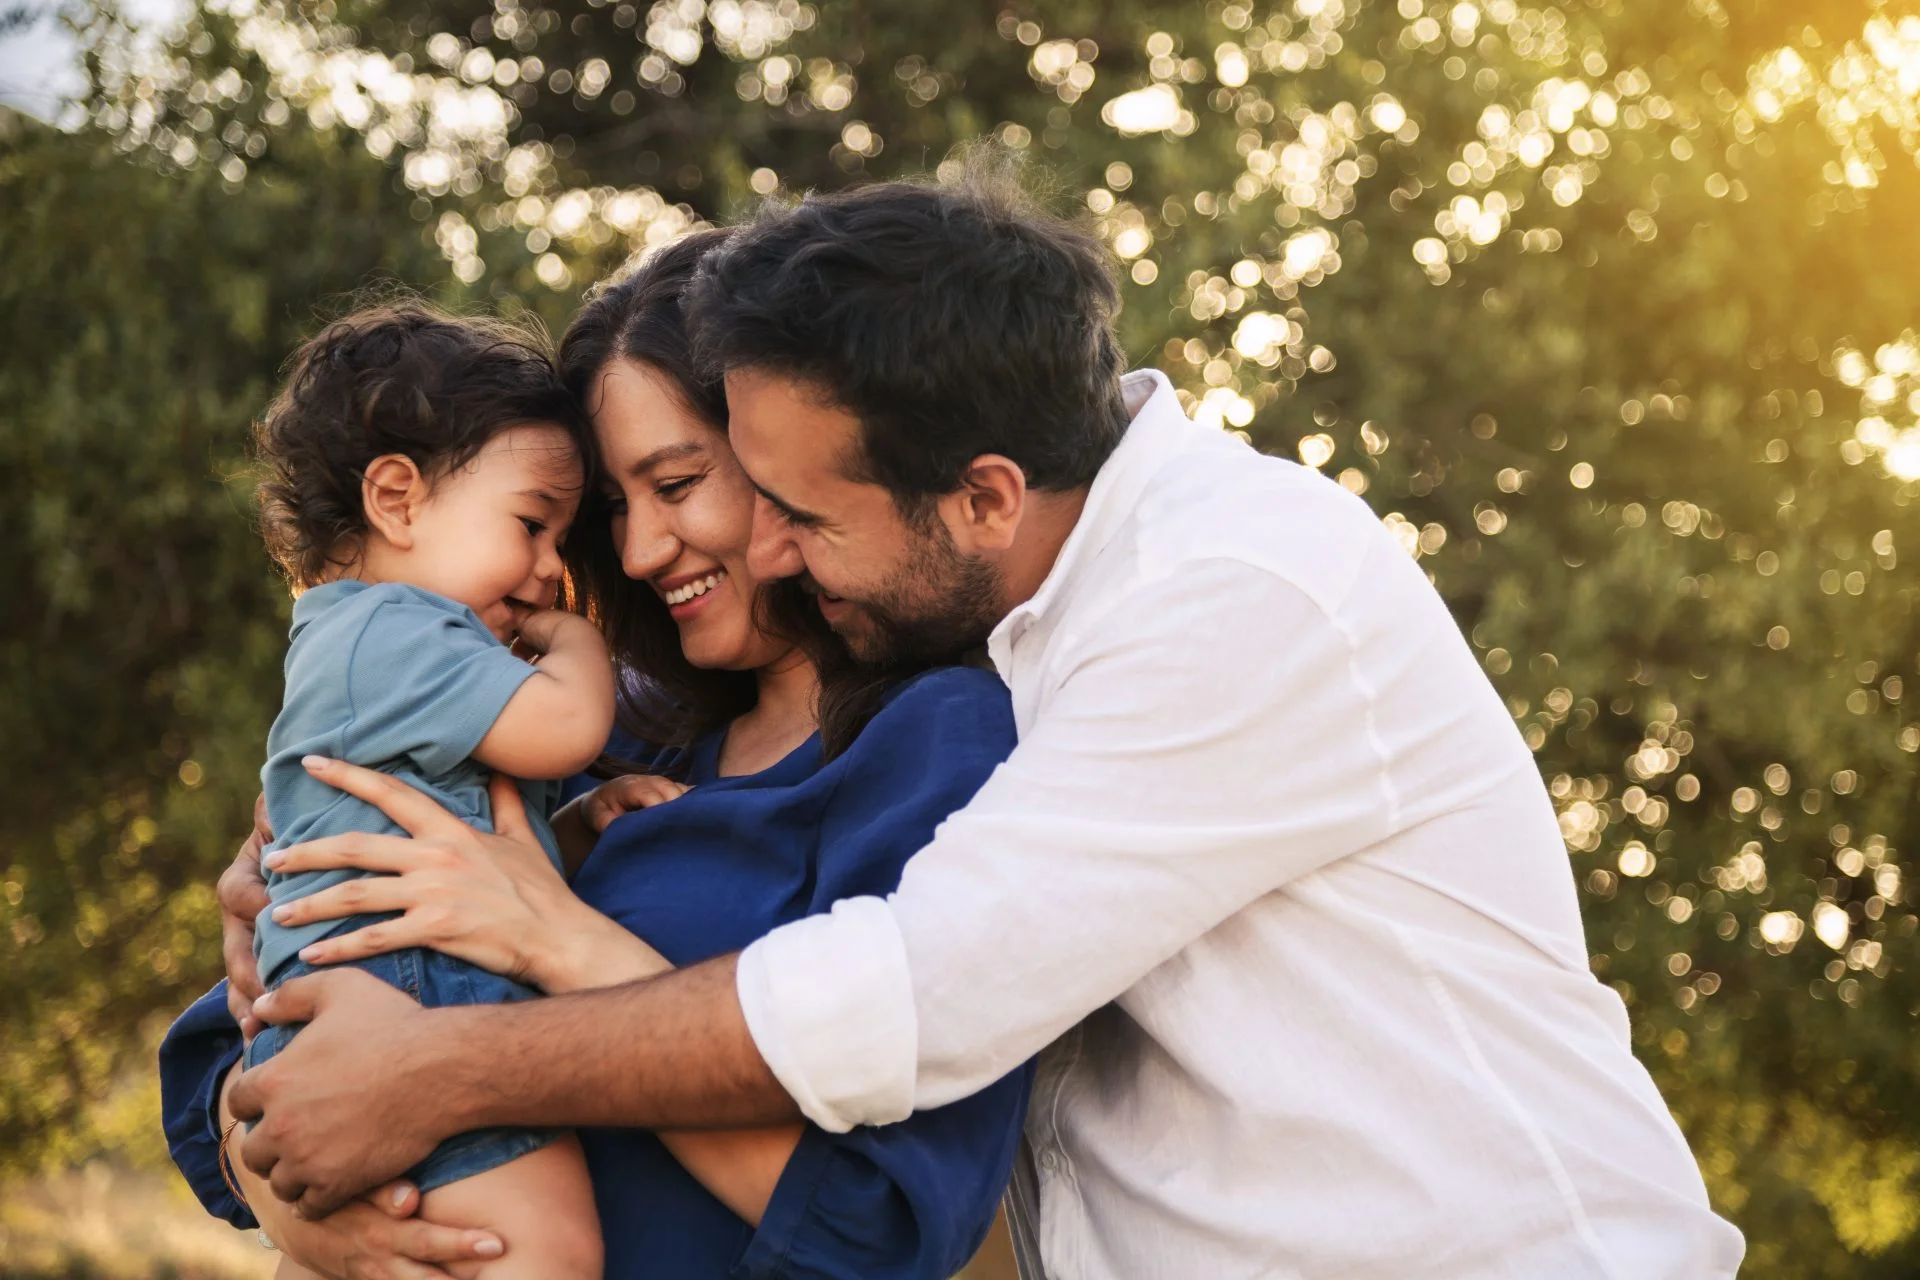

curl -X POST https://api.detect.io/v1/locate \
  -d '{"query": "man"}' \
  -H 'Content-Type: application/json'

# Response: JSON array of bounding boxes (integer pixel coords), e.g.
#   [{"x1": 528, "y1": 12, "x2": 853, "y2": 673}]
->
[{"x1": 227, "y1": 170, "x2": 1745, "y2": 1277}]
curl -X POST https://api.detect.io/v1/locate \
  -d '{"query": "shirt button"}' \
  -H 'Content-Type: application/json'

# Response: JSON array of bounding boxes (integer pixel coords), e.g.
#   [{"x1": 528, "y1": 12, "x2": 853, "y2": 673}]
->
[{"x1": 1039, "y1": 1150, "x2": 1061, "y2": 1172}]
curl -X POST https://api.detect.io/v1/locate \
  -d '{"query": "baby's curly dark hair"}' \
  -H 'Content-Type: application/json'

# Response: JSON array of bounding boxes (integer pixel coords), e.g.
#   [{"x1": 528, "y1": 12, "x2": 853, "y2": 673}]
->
[{"x1": 255, "y1": 299, "x2": 592, "y2": 588}]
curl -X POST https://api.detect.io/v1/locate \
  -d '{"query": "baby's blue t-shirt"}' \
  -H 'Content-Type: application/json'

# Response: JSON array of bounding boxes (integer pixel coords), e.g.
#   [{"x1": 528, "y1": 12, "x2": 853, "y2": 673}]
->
[{"x1": 253, "y1": 580, "x2": 563, "y2": 984}]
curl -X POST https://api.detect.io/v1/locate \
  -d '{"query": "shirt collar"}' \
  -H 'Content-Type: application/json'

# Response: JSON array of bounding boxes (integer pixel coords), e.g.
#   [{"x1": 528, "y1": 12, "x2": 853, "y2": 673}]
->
[
  {"x1": 288, "y1": 579, "x2": 366, "y2": 639},
  {"x1": 990, "y1": 369, "x2": 1193, "y2": 649}
]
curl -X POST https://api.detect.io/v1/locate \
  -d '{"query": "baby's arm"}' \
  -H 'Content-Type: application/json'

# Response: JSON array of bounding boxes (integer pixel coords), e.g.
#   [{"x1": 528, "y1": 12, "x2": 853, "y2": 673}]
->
[
  {"x1": 551, "y1": 774, "x2": 691, "y2": 876},
  {"x1": 473, "y1": 610, "x2": 615, "y2": 781}
]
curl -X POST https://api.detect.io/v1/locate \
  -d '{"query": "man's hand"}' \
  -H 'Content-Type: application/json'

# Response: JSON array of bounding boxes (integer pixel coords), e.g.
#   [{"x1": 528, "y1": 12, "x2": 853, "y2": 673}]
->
[
  {"x1": 231, "y1": 969, "x2": 457, "y2": 1220},
  {"x1": 222, "y1": 794, "x2": 274, "y2": 1039}
]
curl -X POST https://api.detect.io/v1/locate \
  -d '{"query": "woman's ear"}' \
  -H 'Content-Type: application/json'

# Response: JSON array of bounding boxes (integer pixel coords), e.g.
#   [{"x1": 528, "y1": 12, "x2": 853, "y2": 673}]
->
[
  {"x1": 361, "y1": 453, "x2": 428, "y2": 549},
  {"x1": 941, "y1": 454, "x2": 1028, "y2": 556}
]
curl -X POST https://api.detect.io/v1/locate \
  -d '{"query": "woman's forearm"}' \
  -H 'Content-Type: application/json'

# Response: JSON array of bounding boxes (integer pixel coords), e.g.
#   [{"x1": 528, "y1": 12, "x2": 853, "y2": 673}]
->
[
  {"x1": 542, "y1": 931, "x2": 803, "y2": 1223},
  {"x1": 656, "y1": 1126, "x2": 804, "y2": 1226},
  {"x1": 530, "y1": 905, "x2": 674, "y2": 994}
]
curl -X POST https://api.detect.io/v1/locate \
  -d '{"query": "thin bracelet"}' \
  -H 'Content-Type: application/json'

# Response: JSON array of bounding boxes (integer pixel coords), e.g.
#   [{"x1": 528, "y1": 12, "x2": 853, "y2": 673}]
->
[
  {"x1": 218, "y1": 1118, "x2": 253, "y2": 1213},
  {"x1": 220, "y1": 1120, "x2": 280, "y2": 1250}
]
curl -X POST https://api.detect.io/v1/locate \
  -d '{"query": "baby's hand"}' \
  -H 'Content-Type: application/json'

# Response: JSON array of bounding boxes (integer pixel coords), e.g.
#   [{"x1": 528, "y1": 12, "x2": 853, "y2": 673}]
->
[
  {"x1": 584, "y1": 774, "x2": 691, "y2": 832},
  {"x1": 512, "y1": 608, "x2": 602, "y2": 661}
]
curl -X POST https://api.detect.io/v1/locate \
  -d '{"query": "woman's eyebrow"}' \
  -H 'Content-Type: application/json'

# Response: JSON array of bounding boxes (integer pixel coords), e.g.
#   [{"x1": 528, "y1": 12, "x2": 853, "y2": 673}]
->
[{"x1": 626, "y1": 442, "x2": 706, "y2": 474}]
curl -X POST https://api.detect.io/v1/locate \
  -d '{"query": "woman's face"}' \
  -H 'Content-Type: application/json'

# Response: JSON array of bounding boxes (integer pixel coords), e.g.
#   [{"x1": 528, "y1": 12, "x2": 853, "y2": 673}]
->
[{"x1": 589, "y1": 358, "x2": 794, "y2": 672}]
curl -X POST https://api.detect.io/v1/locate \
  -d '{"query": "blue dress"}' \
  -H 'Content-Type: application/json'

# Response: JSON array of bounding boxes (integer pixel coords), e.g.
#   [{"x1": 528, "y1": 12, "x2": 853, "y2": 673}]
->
[{"x1": 158, "y1": 667, "x2": 1031, "y2": 1279}]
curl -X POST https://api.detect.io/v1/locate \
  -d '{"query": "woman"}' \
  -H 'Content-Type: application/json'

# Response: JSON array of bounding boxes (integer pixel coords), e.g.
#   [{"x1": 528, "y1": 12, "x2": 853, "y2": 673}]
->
[{"x1": 158, "y1": 229, "x2": 1029, "y2": 1278}]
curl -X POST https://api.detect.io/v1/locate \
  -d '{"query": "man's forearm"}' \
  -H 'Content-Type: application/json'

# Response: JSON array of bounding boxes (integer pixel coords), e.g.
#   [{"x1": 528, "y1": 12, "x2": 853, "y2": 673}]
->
[{"x1": 436, "y1": 953, "x2": 800, "y2": 1132}]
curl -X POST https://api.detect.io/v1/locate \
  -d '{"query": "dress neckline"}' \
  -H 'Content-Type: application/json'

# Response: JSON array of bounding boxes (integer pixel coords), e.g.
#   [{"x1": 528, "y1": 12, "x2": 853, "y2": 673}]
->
[{"x1": 686, "y1": 726, "x2": 824, "y2": 787}]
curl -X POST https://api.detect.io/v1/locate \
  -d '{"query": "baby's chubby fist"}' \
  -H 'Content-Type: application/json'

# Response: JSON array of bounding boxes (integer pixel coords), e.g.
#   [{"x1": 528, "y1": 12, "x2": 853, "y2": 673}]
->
[
  {"x1": 583, "y1": 774, "x2": 692, "y2": 832},
  {"x1": 512, "y1": 608, "x2": 604, "y2": 660}
]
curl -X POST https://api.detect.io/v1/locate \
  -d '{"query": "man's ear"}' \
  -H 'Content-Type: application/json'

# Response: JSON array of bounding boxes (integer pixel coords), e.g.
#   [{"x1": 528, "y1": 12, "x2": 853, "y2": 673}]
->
[
  {"x1": 940, "y1": 454, "x2": 1028, "y2": 556},
  {"x1": 361, "y1": 453, "x2": 428, "y2": 550}
]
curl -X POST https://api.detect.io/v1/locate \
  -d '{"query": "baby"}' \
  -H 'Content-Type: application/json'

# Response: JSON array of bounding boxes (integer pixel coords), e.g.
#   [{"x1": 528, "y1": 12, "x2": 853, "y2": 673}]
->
[{"x1": 245, "y1": 302, "x2": 610, "y2": 1278}]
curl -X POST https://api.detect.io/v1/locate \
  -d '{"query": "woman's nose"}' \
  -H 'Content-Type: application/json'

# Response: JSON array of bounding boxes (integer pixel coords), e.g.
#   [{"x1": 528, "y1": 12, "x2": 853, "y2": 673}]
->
[
  {"x1": 746, "y1": 494, "x2": 806, "y2": 582},
  {"x1": 618, "y1": 510, "x2": 679, "y2": 581}
]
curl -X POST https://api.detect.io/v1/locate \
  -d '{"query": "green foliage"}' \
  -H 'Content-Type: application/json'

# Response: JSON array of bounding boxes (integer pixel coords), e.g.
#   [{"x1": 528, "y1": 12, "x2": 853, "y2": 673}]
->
[
  {"x1": 0, "y1": 92, "x2": 452, "y2": 1164},
  {"x1": 5, "y1": 0, "x2": 1920, "y2": 1272}
]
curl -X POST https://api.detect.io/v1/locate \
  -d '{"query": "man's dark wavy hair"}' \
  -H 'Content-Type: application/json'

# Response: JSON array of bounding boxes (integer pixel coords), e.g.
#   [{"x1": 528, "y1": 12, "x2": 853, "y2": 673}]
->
[{"x1": 684, "y1": 150, "x2": 1131, "y2": 510}]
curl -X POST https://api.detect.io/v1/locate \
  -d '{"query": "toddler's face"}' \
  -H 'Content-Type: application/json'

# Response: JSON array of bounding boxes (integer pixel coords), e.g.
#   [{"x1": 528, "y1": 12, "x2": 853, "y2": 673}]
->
[{"x1": 403, "y1": 423, "x2": 585, "y2": 643}]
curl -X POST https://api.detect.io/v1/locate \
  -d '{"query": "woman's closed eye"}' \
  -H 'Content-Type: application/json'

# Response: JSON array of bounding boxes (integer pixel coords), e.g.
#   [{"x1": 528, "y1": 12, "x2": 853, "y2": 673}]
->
[{"x1": 656, "y1": 474, "x2": 702, "y2": 501}]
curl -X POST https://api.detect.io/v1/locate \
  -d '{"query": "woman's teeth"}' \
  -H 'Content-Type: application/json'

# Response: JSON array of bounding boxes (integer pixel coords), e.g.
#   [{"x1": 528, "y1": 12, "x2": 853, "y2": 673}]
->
[{"x1": 664, "y1": 571, "x2": 726, "y2": 606}]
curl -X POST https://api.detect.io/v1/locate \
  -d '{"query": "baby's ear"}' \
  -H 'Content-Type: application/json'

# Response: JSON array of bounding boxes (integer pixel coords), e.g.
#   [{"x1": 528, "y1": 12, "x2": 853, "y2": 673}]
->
[{"x1": 362, "y1": 453, "x2": 428, "y2": 547}]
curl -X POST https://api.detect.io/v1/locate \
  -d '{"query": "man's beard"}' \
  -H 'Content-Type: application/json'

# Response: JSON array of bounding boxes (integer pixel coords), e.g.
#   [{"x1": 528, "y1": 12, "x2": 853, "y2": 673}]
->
[{"x1": 831, "y1": 524, "x2": 1003, "y2": 667}]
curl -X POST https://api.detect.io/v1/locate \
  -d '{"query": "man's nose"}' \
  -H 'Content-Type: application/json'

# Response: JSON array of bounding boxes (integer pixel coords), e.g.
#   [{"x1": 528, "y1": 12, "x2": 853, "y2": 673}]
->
[
  {"x1": 746, "y1": 494, "x2": 806, "y2": 582},
  {"x1": 619, "y1": 511, "x2": 678, "y2": 582}
]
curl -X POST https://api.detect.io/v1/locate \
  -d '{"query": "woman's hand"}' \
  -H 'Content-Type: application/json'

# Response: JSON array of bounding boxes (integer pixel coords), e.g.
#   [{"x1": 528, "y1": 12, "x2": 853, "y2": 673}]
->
[{"x1": 265, "y1": 759, "x2": 672, "y2": 993}]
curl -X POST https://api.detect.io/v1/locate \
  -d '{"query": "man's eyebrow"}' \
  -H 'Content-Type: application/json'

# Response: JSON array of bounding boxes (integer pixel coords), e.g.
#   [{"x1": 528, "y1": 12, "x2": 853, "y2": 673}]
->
[{"x1": 752, "y1": 481, "x2": 823, "y2": 527}]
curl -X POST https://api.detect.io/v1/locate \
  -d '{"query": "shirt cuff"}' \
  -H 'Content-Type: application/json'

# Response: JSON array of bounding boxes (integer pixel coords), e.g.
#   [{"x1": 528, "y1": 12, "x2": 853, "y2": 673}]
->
[
  {"x1": 736, "y1": 895, "x2": 918, "y2": 1133},
  {"x1": 162, "y1": 1039, "x2": 255, "y2": 1228},
  {"x1": 730, "y1": 1123, "x2": 840, "y2": 1279}
]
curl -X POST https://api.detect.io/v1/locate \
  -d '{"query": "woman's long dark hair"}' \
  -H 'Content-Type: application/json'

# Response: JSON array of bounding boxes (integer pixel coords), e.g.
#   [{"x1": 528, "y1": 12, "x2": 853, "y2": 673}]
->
[{"x1": 558, "y1": 229, "x2": 932, "y2": 767}]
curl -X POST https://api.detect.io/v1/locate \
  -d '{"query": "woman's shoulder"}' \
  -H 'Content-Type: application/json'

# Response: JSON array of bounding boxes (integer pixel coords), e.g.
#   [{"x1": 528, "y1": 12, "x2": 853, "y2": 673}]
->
[
  {"x1": 838, "y1": 665, "x2": 1016, "y2": 773},
  {"x1": 875, "y1": 664, "x2": 1011, "y2": 720}
]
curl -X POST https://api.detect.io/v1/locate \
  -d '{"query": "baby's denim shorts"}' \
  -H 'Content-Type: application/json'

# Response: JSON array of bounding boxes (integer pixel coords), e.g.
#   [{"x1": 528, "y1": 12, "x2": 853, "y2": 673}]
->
[{"x1": 246, "y1": 914, "x2": 561, "y2": 1194}]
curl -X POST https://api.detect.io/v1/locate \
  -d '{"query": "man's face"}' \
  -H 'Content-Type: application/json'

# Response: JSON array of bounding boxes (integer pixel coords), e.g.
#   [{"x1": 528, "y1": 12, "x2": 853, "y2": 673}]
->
[{"x1": 725, "y1": 368, "x2": 1004, "y2": 664}]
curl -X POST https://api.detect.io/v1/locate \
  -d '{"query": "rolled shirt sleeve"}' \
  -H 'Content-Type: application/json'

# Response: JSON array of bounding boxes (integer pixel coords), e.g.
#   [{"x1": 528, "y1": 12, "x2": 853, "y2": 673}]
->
[
  {"x1": 737, "y1": 898, "x2": 918, "y2": 1132},
  {"x1": 739, "y1": 557, "x2": 1414, "y2": 1126},
  {"x1": 157, "y1": 980, "x2": 256, "y2": 1229},
  {"x1": 736, "y1": 666, "x2": 1031, "y2": 1273}
]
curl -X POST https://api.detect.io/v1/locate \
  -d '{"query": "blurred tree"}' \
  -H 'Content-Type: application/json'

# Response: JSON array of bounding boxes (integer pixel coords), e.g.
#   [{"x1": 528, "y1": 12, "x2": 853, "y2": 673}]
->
[
  {"x1": 0, "y1": 82, "x2": 454, "y2": 1166},
  {"x1": 5, "y1": 0, "x2": 1920, "y2": 1273}
]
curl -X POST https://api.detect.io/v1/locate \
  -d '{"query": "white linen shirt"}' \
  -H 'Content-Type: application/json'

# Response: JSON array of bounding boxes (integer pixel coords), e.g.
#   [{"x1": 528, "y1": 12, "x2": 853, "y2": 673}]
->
[{"x1": 736, "y1": 370, "x2": 1746, "y2": 1279}]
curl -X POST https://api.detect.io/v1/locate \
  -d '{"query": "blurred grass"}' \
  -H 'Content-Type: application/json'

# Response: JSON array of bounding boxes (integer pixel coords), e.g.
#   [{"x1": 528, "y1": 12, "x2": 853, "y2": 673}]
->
[
  {"x1": 0, "y1": 1165, "x2": 275, "y2": 1280},
  {"x1": 0, "y1": 1070, "x2": 1018, "y2": 1280}
]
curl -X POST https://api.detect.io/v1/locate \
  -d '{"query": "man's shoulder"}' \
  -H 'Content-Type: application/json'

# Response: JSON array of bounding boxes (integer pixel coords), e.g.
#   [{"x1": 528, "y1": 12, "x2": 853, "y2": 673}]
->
[{"x1": 1123, "y1": 441, "x2": 1398, "y2": 612}]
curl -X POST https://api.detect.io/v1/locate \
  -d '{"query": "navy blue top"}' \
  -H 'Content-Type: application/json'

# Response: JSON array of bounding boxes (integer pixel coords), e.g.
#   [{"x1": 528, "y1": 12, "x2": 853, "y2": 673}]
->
[{"x1": 158, "y1": 667, "x2": 1030, "y2": 1279}]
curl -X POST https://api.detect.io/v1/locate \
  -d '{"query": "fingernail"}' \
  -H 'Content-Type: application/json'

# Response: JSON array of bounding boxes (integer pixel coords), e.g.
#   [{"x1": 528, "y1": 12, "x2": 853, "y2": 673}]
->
[
  {"x1": 262, "y1": 851, "x2": 285, "y2": 869},
  {"x1": 272, "y1": 905, "x2": 293, "y2": 923},
  {"x1": 391, "y1": 1185, "x2": 410, "y2": 1208},
  {"x1": 301, "y1": 755, "x2": 332, "y2": 771},
  {"x1": 474, "y1": 1238, "x2": 504, "y2": 1258}
]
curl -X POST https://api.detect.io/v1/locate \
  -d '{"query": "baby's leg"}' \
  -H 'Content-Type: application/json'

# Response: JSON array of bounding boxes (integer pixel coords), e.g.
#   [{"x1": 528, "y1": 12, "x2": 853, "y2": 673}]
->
[{"x1": 421, "y1": 1133, "x2": 602, "y2": 1280}]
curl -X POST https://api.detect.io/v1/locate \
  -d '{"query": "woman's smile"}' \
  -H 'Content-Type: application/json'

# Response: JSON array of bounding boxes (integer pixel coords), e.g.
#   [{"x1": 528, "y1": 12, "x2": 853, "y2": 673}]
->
[
  {"x1": 661, "y1": 568, "x2": 727, "y2": 607},
  {"x1": 659, "y1": 567, "x2": 730, "y2": 623}
]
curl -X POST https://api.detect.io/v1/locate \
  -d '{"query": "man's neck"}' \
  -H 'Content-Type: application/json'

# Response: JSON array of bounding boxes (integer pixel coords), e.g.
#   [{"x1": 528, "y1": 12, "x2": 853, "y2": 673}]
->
[{"x1": 996, "y1": 486, "x2": 1090, "y2": 618}]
